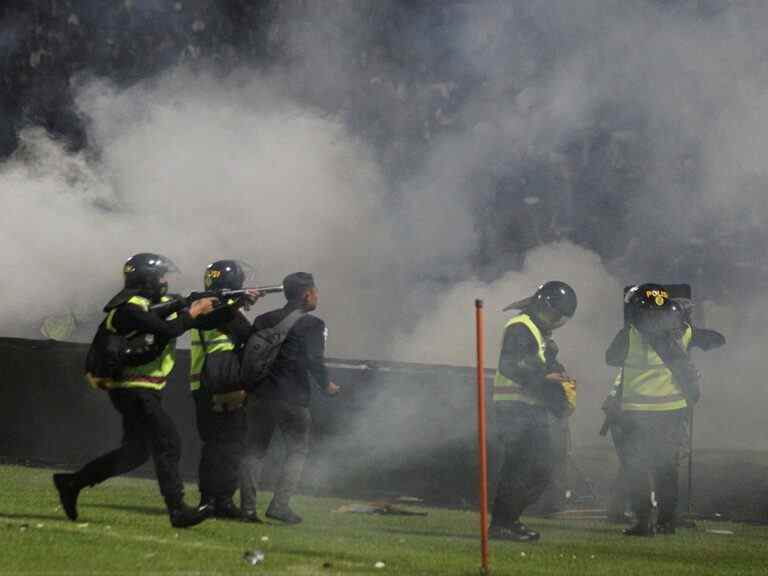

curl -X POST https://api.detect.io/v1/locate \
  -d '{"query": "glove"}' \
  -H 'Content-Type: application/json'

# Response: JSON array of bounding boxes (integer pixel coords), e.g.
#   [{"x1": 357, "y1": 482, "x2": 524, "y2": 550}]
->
[{"x1": 561, "y1": 379, "x2": 577, "y2": 416}]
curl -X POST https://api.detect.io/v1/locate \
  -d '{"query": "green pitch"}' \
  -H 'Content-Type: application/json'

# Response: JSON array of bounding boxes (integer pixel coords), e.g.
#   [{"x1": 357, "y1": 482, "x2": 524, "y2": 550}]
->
[{"x1": 1, "y1": 464, "x2": 766, "y2": 575}]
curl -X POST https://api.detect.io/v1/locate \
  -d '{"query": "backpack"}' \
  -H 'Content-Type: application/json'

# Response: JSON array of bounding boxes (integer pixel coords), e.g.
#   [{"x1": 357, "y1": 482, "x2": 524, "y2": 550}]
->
[
  {"x1": 84, "y1": 322, "x2": 159, "y2": 390},
  {"x1": 85, "y1": 292, "x2": 168, "y2": 390},
  {"x1": 196, "y1": 329, "x2": 244, "y2": 395},
  {"x1": 240, "y1": 309, "x2": 305, "y2": 390}
]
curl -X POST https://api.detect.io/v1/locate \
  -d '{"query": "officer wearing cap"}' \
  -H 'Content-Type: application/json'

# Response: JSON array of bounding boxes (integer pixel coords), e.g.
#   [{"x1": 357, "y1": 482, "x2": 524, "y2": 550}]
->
[
  {"x1": 53, "y1": 253, "x2": 217, "y2": 528},
  {"x1": 240, "y1": 272, "x2": 340, "y2": 524},
  {"x1": 489, "y1": 281, "x2": 578, "y2": 542}
]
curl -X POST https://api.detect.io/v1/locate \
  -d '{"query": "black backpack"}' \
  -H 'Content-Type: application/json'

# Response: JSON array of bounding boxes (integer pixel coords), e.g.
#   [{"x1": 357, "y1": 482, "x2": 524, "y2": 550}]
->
[
  {"x1": 240, "y1": 310, "x2": 304, "y2": 390},
  {"x1": 85, "y1": 322, "x2": 159, "y2": 389},
  {"x1": 196, "y1": 329, "x2": 244, "y2": 395}
]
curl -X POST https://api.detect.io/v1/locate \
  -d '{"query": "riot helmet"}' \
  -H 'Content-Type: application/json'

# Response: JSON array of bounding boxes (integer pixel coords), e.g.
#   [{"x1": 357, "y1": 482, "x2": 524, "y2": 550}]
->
[
  {"x1": 204, "y1": 260, "x2": 253, "y2": 291},
  {"x1": 123, "y1": 253, "x2": 179, "y2": 300},
  {"x1": 504, "y1": 280, "x2": 577, "y2": 330},
  {"x1": 628, "y1": 283, "x2": 678, "y2": 334}
]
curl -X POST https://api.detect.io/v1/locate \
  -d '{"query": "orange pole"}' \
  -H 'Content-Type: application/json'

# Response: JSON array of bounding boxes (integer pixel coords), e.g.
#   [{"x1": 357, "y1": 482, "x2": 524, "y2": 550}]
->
[{"x1": 475, "y1": 299, "x2": 489, "y2": 574}]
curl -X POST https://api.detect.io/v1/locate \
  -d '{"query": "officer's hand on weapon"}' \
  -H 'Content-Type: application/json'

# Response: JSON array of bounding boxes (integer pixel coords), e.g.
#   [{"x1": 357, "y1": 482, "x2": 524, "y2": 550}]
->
[
  {"x1": 189, "y1": 297, "x2": 218, "y2": 318},
  {"x1": 326, "y1": 382, "x2": 341, "y2": 396}
]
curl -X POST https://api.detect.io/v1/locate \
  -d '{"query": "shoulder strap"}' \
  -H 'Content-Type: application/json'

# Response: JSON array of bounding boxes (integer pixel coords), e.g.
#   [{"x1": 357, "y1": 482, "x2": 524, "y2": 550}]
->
[{"x1": 275, "y1": 309, "x2": 306, "y2": 332}]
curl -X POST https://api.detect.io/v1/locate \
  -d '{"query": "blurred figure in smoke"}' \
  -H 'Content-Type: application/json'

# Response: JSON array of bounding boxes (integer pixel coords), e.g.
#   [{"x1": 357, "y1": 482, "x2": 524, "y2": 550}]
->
[
  {"x1": 189, "y1": 260, "x2": 262, "y2": 520},
  {"x1": 490, "y1": 281, "x2": 578, "y2": 542},
  {"x1": 53, "y1": 253, "x2": 218, "y2": 528},
  {"x1": 240, "y1": 272, "x2": 340, "y2": 525},
  {"x1": 603, "y1": 286, "x2": 724, "y2": 532}
]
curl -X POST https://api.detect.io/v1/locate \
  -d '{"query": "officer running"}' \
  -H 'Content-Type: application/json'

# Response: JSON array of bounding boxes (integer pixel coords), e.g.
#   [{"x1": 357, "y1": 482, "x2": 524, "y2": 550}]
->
[
  {"x1": 53, "y1": 253, "x2": 217, "y2": 528},
  {"x1": 190, "y1": 260, "x2": 261, "y2": 520},
  {"x1": 490, "y1": 281, "x2": 578, "y2": 542}
]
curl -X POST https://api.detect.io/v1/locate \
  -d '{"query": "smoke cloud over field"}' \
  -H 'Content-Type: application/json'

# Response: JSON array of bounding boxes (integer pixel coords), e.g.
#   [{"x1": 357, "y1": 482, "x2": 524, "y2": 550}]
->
[{"x1": 1, "y1": 0, "x2": 767, "y2": 455}]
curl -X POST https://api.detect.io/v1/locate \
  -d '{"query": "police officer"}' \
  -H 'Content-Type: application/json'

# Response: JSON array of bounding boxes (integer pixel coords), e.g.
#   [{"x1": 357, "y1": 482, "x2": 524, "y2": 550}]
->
[
  {"x1": 606, "y1": 284, "x2": 724, "y2": 536},
  {"x1": 53, "y1": 253, "x2": 217, "y2": 528},
  {"x1": 490, "y1": 281, "x2": 578, "y2": 542},
  {"x1": 241, "y1": 272, "x2": 339, "y2": 525},
  {"x1": 190, "y1": 260, "x2": 260, "y2": 520}
]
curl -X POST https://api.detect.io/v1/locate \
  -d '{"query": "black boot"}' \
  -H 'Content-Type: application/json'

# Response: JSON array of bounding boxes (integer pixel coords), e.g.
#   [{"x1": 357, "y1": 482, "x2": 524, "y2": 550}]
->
[
  {"x1": 489, "y1": 522, "x2": 540, "y2": 542},
  {"x1": 213, "y1": 498, "x2": 242, "y2": 520},
  {"x1": 169, "y1": 503, "x2": 211, "y2": 528},
  {"x1": 241, "y1": 509, "x2": 263, "y2": 523},
  {"x1": 266, "y1": 500, "x2": 303, "y2": 524},
  {"x1": 53, "y1": 473, "x2": 82, "y2": 521}
]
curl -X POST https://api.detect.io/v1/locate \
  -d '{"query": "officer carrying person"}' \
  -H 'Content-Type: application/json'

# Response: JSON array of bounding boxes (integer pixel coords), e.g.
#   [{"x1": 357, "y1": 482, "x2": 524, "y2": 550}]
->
[
  {"x1": 240, "y1": 272, "x2": 340, "y2": 525},
  {"x1": 604, "y1": 283, "x2": 724, "y2": 536},
  {"x1": 53, "y1": 253, "x2": 219, "y2": 528},
  {"x1": 489, "y1": 281, "x2": 578, "y2": 542},
  {"x1": 190, "y1": 260, "x2": 262, "y2": 520}
]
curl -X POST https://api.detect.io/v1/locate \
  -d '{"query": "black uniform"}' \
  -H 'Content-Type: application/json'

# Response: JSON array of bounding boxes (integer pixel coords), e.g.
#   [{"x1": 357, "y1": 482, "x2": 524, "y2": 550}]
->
[
  {"x1": 192, "y1": 306, "x2": 251, "y2": 510},
  {"x1": 241, "y1": 304, "x2": 330, "y2": 515},
  {"x1": 66, "y1": 297, "x2": 197, "y2": 513},
  {"x1": 491, "y1": 317, "x2": 569, "y2": 531}
]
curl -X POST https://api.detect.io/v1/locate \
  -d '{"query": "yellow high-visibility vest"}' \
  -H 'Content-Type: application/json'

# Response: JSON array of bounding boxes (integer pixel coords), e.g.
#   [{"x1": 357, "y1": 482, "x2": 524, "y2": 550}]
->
[
  {"x1": 492, "y1": 314, "x2": 546, "y2": 406},
  {"x1": 620, "y1": 325, "x2": 693, "y2": 412},
  {"x1": 189, "y1": 328, "x2": 236, "y2": 391},
  {"x1": 107, "y1": 295, "x2": 177, "y2": 391}
]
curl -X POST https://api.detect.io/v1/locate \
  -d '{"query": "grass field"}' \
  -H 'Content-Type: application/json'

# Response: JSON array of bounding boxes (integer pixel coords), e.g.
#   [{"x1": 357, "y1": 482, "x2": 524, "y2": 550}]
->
[{"x1": 1, "y1": 465, "x2": 767, "y2": 575}]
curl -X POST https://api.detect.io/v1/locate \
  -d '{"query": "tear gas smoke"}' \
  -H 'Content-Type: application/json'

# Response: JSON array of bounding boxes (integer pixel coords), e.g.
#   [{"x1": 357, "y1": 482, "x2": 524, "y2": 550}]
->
[{"x1": 1, "y1": 0, "x2": 767, "y2": 460}]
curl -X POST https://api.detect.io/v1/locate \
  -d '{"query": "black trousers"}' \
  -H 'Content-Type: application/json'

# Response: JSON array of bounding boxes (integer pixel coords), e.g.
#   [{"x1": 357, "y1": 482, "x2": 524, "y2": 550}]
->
[
  {"x1": 241, "y1": 398, "x2": 311, "y2": 510},
  {"x1": 607, "y1": 422, "x2": 630, "y2": 518},
  {"x1": 620, "y1": 409, "x2": 686, "y2": 524},
  {"x1": 74, "y1": 388, "x2": 184, "y2": 510},
  {"x1": 491, "y1": 403, "x2": 557, "y2": 527},
  {"x1": 193, "y1": 389, "x2": 247, "y2": 504}
]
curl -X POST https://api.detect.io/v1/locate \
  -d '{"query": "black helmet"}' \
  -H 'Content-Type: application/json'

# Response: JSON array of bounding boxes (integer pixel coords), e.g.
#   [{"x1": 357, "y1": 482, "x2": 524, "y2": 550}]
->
[
  {"x1": 123, "y1": 253, "x2": 179, "y2": 299},
  {"x1": 628, "y1": 283, "x2": 677, "y2": 333},
  {"x1": 204, "y1": 260, "x2": 252, "y2": 291},
  {"x1": 534, "y1": 281, "x2": 578, "y2": 319},
  {"x1": 503, "y1": 280, "x2": 577, "y2": 329}
]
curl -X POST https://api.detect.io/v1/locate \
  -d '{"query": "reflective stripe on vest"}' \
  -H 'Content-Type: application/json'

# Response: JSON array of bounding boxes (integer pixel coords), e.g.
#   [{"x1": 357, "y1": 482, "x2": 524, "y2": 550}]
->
[
  {"x1": 189, "y1": 328, "x2": 235, "y2": 391},
  {"x1": 620, "y1": 325, "x2": 693, "y2": 412},
  {"x1": 113, "y1": 295, "x2": 178, "y2": 391},
  {"x1": 493, "y1": 314, "x2": 546, "y2": 406}
]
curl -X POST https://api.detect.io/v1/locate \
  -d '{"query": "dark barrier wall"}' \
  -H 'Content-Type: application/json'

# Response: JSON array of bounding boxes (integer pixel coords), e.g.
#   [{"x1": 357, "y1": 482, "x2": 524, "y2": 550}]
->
[{"x1": 1, "y1": 338, "x2": 766, "y2": 522}]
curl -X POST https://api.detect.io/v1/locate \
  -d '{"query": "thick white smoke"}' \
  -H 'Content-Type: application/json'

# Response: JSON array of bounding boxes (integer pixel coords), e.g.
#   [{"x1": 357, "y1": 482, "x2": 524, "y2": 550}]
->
[{"x1": 1, "y1": 0, "x2": 767, "y2": 451}]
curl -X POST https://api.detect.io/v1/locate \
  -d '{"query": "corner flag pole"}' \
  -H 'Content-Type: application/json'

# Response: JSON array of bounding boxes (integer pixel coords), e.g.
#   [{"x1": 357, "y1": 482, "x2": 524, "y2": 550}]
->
[{"x1": 475, "y1": 299, "x2": 489, "y2": 574}]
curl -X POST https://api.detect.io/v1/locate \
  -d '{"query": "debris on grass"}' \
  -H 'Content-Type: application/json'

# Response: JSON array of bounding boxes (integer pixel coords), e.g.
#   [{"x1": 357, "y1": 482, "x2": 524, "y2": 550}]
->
[
  {"x1": 334, "y1": 502, "x2": 427, "y2": 517},
  {"x1": 374, "y1": 561, "x2": 386, "y2": 569},
  {"x1": 77, "y1": 523, "x2": 89, "y2": 529},
  {"x1": 261, "y1": 536, "x2": 269, "y2": 542},
  {"x1": 706, "y1": 529, "x2": 735, "y2": 535},
  {"x1": 244, "y1": 550, "x2": 266, "y2": 566},
  {"x1": 35, "y1": 523, "x2": 44, "y2": 528}
]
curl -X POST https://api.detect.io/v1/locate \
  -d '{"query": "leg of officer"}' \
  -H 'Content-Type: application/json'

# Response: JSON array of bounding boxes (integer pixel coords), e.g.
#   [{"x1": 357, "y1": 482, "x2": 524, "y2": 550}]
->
[
  {"x1": 212, "y1": 403, "x2": 247, "y2": 515},
  {"x1": 655, "y1": 410, "x2": 686, "y2": 532},
  {"x1": 193, "y1": 388, "x2": 217, "y2": 506},
  {"x1": 621, "y1": 412, "x2": 655, "y2": 535},
  {"x1": 491, "y1": 404, "x2": 554, "y2": 541},
  {"x1": 139, "y1": 390, "x2": 186, "y2": 512},
  {"x1": 68, "y1": 390, "x2": 151, "y2": 489}
]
